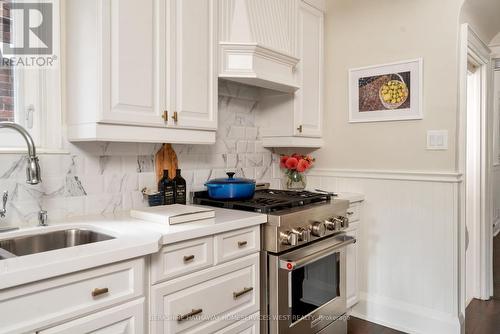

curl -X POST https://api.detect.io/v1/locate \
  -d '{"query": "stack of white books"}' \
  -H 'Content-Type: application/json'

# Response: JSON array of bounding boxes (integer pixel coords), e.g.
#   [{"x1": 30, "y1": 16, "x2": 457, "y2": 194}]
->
[{"x1": 130, "y1": 204, "x2": 215, "y2": 225}]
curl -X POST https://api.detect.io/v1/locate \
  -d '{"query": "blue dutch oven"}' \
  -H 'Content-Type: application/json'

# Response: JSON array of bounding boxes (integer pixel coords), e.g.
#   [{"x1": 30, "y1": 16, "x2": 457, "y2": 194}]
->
[{"x1": 205, "y1": 172, "x2": 256, "y2": 200}]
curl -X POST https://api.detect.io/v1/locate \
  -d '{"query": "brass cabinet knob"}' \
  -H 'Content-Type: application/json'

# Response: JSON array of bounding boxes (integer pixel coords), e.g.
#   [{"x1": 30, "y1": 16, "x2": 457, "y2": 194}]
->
[
  {"x1": 183, "y1": 254, "x2": 195, "y2": 263},
  {"x1": 233, "y1": 287, "x2": 254, "y2": 299},
  {"x1": 177, "y1": 308, "x2": 203, "y2": 322},
  {"x1": 162, "y1": 110, "x2": 168, "y2": 121},
  {"x1": 172, "y1": 111, "x2": 178, "y2": 122},
  {"x1": 91, "y1": 287, "x2": 109, "y2": 297}
]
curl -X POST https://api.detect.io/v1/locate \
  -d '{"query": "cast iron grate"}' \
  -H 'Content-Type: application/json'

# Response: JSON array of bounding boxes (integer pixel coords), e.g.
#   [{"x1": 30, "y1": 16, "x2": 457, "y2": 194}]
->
[{"x1": 192, "y1": 189, "x2": 331, "y2": 213}]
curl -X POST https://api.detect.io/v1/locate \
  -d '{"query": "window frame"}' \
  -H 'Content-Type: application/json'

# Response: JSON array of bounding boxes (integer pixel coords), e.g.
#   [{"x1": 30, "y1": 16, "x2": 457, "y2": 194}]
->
[{"x1": 0, "y1": 0, "x2": 64, "y2": 154}]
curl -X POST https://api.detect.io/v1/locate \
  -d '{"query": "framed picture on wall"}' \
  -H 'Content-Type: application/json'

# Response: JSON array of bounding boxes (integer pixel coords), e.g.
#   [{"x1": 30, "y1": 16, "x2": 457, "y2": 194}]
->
[{"x1": 349, "y1": 58, "x2": 423, "y2": 123}]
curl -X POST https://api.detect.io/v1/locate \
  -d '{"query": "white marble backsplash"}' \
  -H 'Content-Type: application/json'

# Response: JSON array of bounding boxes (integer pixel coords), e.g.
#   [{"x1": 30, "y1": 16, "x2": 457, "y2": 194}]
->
[{"x1": 0, "y1": 81, "x2": 282, "y2": 227}]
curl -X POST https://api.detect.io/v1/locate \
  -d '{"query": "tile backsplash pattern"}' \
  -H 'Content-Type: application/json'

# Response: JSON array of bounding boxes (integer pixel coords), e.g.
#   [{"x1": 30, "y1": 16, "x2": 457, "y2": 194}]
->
[{"x1": 0, "y1": 81, "x2": 282, "y2": 227}]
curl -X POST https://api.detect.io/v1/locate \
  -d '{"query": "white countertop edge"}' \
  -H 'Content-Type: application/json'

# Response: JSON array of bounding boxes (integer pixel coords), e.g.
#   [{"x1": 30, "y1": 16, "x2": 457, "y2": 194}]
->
[
  {"x1": 336, "y1": 192, "x2": 365, "y2": 203},
  {"x1": 160, "y1": 215, "x2": 268, "y2": 244}
]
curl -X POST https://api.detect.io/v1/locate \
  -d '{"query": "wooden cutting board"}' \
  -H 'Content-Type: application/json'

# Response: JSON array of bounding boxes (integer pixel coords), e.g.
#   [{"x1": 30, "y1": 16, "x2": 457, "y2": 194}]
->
[{"x1": 155, "y1": 144, "x2": 178, "y2": 184}]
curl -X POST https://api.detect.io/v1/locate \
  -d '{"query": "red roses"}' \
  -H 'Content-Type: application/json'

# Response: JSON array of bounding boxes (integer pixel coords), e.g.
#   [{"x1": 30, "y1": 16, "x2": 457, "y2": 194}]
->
[{"x1": 280, "y1": 154, "x2": 314, "y2": 173}]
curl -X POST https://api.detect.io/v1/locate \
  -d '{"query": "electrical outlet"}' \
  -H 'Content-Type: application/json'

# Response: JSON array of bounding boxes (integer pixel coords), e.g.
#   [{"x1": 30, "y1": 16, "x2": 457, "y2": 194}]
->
[{"x1": 427, "y1": 130, "x2": 448, "y2": 150}]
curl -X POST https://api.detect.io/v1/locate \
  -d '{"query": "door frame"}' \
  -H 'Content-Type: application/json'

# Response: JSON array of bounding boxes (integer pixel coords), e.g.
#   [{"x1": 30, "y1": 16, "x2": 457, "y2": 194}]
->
[{"x1": 458, "y1": 24, "x2": 493, "y2": 316}]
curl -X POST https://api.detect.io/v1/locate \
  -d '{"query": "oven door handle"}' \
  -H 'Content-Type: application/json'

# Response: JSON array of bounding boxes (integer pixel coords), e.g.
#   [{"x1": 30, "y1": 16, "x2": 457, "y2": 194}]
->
[{"x1": 279, "y1": 236, "x2": 356, "y2": 270}]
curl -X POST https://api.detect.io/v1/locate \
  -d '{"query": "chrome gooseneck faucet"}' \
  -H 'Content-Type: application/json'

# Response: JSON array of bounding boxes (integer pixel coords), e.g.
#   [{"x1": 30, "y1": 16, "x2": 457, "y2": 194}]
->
[{"x1": 0, "y1": 122, "x2": 42, "y2": 184}]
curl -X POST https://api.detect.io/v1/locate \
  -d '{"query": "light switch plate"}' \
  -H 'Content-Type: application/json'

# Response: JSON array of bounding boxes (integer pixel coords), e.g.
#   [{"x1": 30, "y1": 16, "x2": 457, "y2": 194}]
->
[{"x1": 427, "y1": 130, "x2": 448, "y2": 150}]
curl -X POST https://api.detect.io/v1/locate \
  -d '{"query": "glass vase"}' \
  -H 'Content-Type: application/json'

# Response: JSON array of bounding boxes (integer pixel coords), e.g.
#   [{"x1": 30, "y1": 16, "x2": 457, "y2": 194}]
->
[{"x1": 282, "y1": 170, "x2": 307, "y2": 190}]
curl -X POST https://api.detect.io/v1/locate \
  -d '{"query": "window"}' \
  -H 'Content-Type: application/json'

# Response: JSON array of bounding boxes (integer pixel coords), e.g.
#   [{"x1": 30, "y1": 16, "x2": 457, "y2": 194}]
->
[
  {"x1": 0, "y1": 0, "x2": 61, "y2": 151},
  {"x1": 0, "y1": 3, "x2": 14, "y2": 123}
]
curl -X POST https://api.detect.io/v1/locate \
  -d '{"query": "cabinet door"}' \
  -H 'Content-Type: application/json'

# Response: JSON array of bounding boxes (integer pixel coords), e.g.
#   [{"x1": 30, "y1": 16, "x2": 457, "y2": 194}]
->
[
  {"x1": 101, "y1": 0, "x2": 164, "y2": 126},
  {"x1": 346, "y1": 226, "x2": 359, "y2": 308},
  {"x1": 39, "y1": 299, "x2": 145, "y2": 334},
  {"x1": 166, "y1": 0, "x2": 218, "y2": 130},
  {"x1": 294, "y1": 2, "x2": 323, "y2": 137}
]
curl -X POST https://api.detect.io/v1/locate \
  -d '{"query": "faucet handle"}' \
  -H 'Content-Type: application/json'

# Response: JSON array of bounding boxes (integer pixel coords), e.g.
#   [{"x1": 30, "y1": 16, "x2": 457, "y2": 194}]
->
[
  {"x1": 0, "y1": 191, "x2": 7, "y2": 218},
  {"x1": 38, "y1": 210, "x2": 48, "y2": 226}
]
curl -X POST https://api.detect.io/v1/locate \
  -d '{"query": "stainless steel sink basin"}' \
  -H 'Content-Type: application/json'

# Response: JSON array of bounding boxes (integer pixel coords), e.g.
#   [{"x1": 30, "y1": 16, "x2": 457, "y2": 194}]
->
[{"x1": 0, "y1": 228, "x2": 115, "y2": 258}]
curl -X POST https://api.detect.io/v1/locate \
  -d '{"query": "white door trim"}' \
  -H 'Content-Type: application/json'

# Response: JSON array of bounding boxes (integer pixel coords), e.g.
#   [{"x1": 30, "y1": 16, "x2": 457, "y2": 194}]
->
[{"x1": 458, "y1": 24, "x2": 493, "y2": 319}]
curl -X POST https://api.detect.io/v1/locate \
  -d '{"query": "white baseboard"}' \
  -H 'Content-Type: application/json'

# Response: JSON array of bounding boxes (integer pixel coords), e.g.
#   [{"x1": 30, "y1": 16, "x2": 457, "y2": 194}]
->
[{"x1": 351, "y1": 293, "x2": 461, "y2": 334}]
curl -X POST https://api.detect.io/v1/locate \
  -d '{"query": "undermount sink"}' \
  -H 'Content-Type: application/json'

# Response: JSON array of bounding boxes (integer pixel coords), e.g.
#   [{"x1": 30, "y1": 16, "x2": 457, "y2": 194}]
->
[{"x1": 0, "y1": 228, "x2": 115, "y2": 259}]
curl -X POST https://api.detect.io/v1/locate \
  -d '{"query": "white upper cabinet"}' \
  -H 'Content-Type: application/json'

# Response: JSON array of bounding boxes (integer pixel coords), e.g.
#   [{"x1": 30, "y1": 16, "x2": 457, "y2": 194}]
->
[
  {"x1": 66, "y1": 0, "x2": 217, "y2": 144},
  {"x1": 257, "y1": 0, "x2": 325, "y2": 148},
  {"x1": 102, "y1": 0, "x2": 162, "y2": 127},
  {"x1": 166, "y1": 0, "x2": 218, "y2": 130},
  {"x1": 294, "y1": 1, "x2": 324, "y2": 138}
]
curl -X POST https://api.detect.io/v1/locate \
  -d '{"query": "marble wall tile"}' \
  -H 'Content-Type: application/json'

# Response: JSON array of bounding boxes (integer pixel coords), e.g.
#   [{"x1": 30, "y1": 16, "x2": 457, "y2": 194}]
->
[{"x1": 0, "y1": 82, "x2": 282, "y2": 227}]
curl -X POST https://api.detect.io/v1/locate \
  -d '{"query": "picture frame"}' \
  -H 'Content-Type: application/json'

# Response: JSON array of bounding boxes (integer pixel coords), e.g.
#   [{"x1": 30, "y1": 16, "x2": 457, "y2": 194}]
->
[{"x1": 349, "y1": 58, "x2": 423, "y2": 123}]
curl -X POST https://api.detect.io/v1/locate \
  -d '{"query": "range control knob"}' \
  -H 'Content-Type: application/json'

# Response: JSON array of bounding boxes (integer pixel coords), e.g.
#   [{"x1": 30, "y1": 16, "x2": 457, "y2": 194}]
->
[
  {"x1": 324, "y1": 219, "x2": 339, "y2": 231},
  {"x1": 310, "y1": 221, "x2": 326, "y2": 237},
  {"x1": 291, "y1": 227, "x2": 309, "y2": 242},
  {"x1": 337, "y1": 216, "x2": 349, "y2": 229},
  {"x1": 280, "y1": 231, "x2": 298, "y2": 246}
]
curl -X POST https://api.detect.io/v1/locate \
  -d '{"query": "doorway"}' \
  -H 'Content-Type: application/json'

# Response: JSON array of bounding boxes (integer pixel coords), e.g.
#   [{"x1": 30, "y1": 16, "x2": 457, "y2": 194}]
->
[
  {"x1": 466, "y1": 60, "x2": 482, "y2": 305},
  {"x1": 459, "y1": 24, "x2": 493, "y2": 316}
]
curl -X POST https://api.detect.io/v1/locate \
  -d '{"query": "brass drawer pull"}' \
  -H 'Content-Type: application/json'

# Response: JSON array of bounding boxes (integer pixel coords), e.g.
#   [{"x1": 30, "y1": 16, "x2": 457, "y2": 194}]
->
[
  {"x1": 91, "y1": 287, "x2": 109, "y2": 297},
  {"x1": 172, "y1": 111, "x2": 178, "y2": 122},
  {"x1": 177, "y1": 308, "x2": 203, "y2": 322},
  {"x1": 233, "y1": 287, "x2": 254, "y2": 299},
  {"x1": 184, "y1": 255, "x2": 195, "y2": 263},
  {"x1": 297, "y1": 125, "x2": 303, "y2": 133},
  {"x1": 162, "y1": 110, "x2": 168, "y2": 121},
  {"x1": 237, "y1": 241, "x2": 248, "y2": 248}
]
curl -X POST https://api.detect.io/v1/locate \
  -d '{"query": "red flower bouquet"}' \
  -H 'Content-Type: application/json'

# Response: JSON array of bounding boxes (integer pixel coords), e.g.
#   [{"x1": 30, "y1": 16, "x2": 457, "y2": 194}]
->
[{"x1": 280, "y1": 154, "x2": 315, "y2": 190}]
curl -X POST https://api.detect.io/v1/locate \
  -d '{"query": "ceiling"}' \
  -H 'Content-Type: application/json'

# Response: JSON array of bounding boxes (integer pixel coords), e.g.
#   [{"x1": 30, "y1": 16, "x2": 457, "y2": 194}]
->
[{"x1": 460, "y1": 0, "x2": 500, "y2": 43}]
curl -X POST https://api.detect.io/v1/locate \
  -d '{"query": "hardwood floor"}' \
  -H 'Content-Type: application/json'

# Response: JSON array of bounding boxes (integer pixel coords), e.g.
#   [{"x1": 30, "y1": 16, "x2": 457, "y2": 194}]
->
[
  {"x1": 466, "y1": 298, "x2": 500, "y2": 334},
  {"x1": 348, "y1": 317, "x2": 406, "y2": 334},
  {"x1": 463, "y1": 234, "x2": 500, "y2": 333}
]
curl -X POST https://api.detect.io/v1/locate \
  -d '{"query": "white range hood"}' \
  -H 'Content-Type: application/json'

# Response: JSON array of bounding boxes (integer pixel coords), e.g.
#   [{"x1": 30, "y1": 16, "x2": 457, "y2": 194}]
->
[{"x1": 218, "y1": 0, "x2": 300, "y2": 93}]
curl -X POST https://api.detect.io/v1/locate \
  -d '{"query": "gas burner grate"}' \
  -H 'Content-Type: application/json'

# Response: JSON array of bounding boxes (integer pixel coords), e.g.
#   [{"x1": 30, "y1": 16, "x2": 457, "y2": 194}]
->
[{"x1": 192, "y1": 189, "x2": 331, "y2": 213}]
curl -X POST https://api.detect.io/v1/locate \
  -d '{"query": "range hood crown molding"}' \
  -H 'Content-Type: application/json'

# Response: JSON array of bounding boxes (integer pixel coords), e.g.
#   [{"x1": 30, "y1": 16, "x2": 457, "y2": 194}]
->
[{"x1": 219, "y1": 42, "x2": 300, "y2": 93}]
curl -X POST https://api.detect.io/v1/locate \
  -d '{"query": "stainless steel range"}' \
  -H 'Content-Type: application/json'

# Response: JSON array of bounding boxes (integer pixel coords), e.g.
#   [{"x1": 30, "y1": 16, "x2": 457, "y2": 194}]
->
[{"x1": 193, "y1": 189, "x2": 354, "y2": 334}]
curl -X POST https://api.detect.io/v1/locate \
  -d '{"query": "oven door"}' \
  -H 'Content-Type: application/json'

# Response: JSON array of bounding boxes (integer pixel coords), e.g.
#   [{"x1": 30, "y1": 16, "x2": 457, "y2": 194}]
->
[{"x1": 268, "y1": 235, "x2": 355, "y2": 334}]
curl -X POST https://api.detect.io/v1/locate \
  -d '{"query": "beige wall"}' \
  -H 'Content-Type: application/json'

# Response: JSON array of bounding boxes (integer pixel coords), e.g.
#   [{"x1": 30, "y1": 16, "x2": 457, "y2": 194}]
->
[{"x1": 315, "y1": 0, "x2": 462, "y2": 171}]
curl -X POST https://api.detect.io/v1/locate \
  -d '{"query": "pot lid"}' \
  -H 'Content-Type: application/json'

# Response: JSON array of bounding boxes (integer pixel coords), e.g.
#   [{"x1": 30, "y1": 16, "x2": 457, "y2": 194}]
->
[{"x1": 206, "y1": 172, "x2": 256, "y2": 185}]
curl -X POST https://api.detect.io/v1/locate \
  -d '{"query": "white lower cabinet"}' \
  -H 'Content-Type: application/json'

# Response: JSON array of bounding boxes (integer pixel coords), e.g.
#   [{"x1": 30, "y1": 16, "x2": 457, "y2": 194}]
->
[
  {"x1": 214, "y1": 313, "x2": 260, "y2": 334},
  {"x1": 345, "y1": 200, "x2": 363, "y2": 309},
  {"x1": 38, "y1": 298, "x2": 145, "y2": 334},
  {"x1": 150, "y1": 228, "x2": 262, "y2": 334},
  {"x1": 0, "y1": 258, "x2": 145, "y2": 334},
  {"x1": 345, "y1": 222, "x2": 359, "y2": 308},
  {"x1": 151, "y1": 253, "x2": 259, "y2": 334}
]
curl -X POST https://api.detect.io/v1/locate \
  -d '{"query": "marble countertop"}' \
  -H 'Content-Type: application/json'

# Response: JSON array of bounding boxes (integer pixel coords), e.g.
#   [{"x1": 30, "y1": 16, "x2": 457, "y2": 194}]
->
[
  {"x1": 0, "y1": 207, "x2": 267, "y2": 290},
  {"x1": 335, "y1": 192, "x2": 365, "y2": 203}
]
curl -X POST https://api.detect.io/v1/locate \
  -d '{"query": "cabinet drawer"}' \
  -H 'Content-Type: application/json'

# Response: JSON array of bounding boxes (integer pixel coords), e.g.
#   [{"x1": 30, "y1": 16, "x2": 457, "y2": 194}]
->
[
  {"x1": 215, "y1": 227, "x2": 259, "y2": 264},
  {"x1": 39, "y1": 298, "x2": 145, "y2": 334},
  {"x1": 151, "y1": 254, "x2": 259, "y2": 334},
  {"x1": 0, "y1": 258, "x2": 144, "y2": 334},
  {"x1": 151, "y1": 236, "x2": 214, "y2": 284},
  {"x1": 346, "y1": 202, "x2": 362, "y2": 223},
  {"x1": 216, "y1": 312, "x2": 260, "y2": 334}
]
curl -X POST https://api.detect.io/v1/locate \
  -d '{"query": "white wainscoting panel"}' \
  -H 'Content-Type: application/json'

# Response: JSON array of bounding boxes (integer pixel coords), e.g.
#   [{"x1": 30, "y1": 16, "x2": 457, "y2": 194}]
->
[{"x1": 307, "y1": 170, "x2": 462, "y2": 334}]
